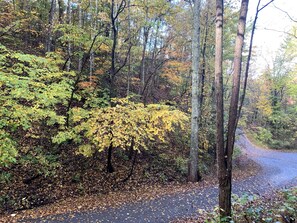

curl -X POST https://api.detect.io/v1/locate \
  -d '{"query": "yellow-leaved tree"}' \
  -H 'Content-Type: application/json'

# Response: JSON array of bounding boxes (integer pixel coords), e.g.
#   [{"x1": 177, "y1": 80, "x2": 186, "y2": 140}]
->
[{"x1": 53, "y1": 98, "x2": 189, "y2": 173}]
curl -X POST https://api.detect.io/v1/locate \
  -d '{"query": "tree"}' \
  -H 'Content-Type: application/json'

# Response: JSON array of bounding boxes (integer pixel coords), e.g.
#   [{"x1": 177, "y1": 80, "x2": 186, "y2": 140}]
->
[
  {"x1": 243, "y1": 30, "x2": 297, "y2": 150},
  {"x1": 188, "y1": 0, "x2": 201, "y2": 182},
  {"x1": 215, "y1": 0, "x2": 249, "y2": 219},
  {"x1": 46, "y1": 0, "x2": 56, "y2": 52},
  {"x1": 53, "y1": 99, "x2": 189, "y2": 173},
  {"x1": 214, "y1": 0, "x2": 225, "y2": 218}
]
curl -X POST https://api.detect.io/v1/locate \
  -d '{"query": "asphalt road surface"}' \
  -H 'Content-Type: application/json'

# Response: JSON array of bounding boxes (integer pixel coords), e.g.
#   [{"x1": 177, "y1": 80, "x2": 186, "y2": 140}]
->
[{"x1": 28, "y1": 133, "x2": 297, "y2": 223}]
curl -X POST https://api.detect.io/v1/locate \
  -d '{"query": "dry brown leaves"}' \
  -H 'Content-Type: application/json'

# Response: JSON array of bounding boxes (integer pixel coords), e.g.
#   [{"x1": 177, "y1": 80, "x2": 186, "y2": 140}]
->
[{"x1": 0, "y1": 154, "x2": 260, "y2": 223}]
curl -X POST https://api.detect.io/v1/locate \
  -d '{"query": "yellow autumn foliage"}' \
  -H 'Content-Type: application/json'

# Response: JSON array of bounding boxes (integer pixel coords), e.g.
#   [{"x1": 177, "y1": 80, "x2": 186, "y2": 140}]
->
[{"x1": 62, "y1": 98, "x2": 189, "y2": 157}]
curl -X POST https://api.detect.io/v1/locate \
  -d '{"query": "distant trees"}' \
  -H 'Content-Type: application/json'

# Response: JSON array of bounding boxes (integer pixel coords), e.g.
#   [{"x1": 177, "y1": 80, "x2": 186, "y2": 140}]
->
[{"x1": 244, "y1": 32, "x2": 297, "y2": 150}]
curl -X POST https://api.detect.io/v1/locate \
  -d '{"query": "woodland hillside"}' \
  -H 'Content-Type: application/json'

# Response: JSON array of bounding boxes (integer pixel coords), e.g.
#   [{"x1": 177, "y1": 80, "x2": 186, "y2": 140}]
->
[{"x1": 0, "y1": 0, "x2": 296, "y2": 220}]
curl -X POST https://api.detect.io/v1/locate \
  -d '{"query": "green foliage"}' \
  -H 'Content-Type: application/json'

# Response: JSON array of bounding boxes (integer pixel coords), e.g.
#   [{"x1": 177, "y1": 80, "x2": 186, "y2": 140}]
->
[
  {"x1": 244, "y1": 31, "x2": 297, "y2": 150},
  {"x1": 255, "y1": 127, "x2": 273, "y2": 144},
  {"x1": 197, "y1": 187, "x2": 297, "y2": 223},
  {"x1": 0, "y1": 130, "x2": 18, "y2": 167},
  {"x1": 19, "y1": 148, "x2": 60, "y2": 177},
  {"x1": 0, "y1": 172, "x2": 12, "y2": 184},
  {"x1": 174, "y1": 156, "x2": 188, "y2": 175},
  {"x1": 80, "y1": 88, "x2": 110, "y2": 109},
  {"x1": 0, "y1": 44, "x2": 75, "y2": 167},
  {"x1": 232, "y1": 145, "x2": 242, "y2": 159}
]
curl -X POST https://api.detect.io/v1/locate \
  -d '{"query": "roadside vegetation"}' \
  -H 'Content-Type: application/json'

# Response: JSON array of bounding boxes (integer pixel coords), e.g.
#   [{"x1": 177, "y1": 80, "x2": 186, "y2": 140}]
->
[{"x1": 175, "y1": 187, "x2": 297, "y2": 223}]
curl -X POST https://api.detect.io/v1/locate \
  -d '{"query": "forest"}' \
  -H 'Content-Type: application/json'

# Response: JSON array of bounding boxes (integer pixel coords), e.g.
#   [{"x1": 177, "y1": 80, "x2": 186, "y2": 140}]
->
[{"x1": 0, "y1": 0, "x2": 296, "y2": 222}]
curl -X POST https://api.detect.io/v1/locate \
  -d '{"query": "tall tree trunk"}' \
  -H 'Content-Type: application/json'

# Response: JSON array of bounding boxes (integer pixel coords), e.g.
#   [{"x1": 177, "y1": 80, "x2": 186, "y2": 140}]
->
[
  {"x1": 46, "y1": 0, "x2": 56, "y2": 52},
  {"x1": 143, "y1": 21, "x2": 160, "y2": 104},
  {"x1": 188, "y1": 0, "x2": 201, "y2": 182},
  {"x1": 222, "y1": 0, "x2": 249, "y2": 218},
  {"x1": 140, "y1": 25, "x2": 149, "y2": 96},
  {"x1": 66, "y1": 0, "x2": 72, "y2": 72},
  {"x1": 126, "y1": 0, "x2": 131, "y2": 97},
  {"x1": 110, "y1": 0, "x2": 118, "y2": 96},
  {"x1": 57, "y1": 0, "x2": 64, "y2": 23},
  {"x1": 78, "y1": 1, "x2": 83, "y2": 72},
  {"x1": 237, "y1": 0, "x2": 275, "y2": 122},
  {"x1": 89, "y1": 0, "x2": 96, "y2": 79},
  {"x1": 215, "y1": 0, "x2": 227, "y2": 220},
  {"x1": 200, "y1": 2, "x2": 210, "y2": 108}
]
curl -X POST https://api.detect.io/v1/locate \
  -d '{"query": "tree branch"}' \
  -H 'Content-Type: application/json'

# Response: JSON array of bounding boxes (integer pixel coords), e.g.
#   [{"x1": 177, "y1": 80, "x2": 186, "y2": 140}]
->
[
  {"x1": 264, "y1": 27, "x2": 297, "y2": 39},
  {"x1": 258, "y1": 0, "x2": 274, "y2": 12},
  {"x1": 273, "y1": 3, "x2": 297, "y2": 23}
]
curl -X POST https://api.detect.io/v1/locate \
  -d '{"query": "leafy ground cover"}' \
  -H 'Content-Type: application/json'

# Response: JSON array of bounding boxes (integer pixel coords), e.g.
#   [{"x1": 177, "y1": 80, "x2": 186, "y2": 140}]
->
[
  {"x1": 0, "y1": 153, "x2": 260, "y2": 222},
  {"x1": 173, "y1": 187, "x2": 297, "y2": 223}
]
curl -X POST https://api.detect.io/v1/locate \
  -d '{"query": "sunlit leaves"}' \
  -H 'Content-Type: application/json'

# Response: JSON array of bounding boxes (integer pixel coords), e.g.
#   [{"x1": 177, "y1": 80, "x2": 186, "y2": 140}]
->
[
  {"x1": 53, "y1": 98, "x2": 189, "y2": 157},
  {"x1": 0, "y1": 44, "x2": 74, "y2": 166}
]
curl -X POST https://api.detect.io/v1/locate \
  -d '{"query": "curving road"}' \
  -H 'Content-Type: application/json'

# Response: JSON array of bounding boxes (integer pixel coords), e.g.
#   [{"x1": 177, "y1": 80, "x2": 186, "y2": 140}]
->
[{"x1": 28, "y1": 133, "x2": 297, "y2": 223}]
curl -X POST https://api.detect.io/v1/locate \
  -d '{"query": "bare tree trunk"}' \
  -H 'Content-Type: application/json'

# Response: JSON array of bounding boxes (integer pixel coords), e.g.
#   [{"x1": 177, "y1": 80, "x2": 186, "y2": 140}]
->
[
  {"x1": 57, "y1": 0, "x2": 64, "y2": 23},
  {"x1": 200, "y1": 1, "x2": 210, "y2": 109},
  {"x1": 78, "y1": 1, "x2": 83, "y2": 72},
  {"x1": 143, "y1": 21, "x2": 160, "y2": 104},
  {"x1": 46, "y1": 0, "x2": 56, "y2": 52},
  {"x1": 214, "y1": 0, "x2": 228, "y2": 220},
  {"x1": 140, "y1": 24, "x2": 150, "y2": 95},
  {"x1": 237, "y1": 0, "x2": 275, "y2": 121},
  {"x1": 127, "y1": 0, "x2": 131, "y2": 97},
  {"x1": 188, "y1": 0, "x2": 201, "y2": 183},
  {"x1": 222, "y1": 0, "x2": 249, "y2": 218},
  {"x1": 110, "y1": 0, "x2": 118, "y2": 96},
  {"x1": 109, "y1": 0, "x2": 126, "y2": 97},
  {"x1": 89, "y1": 0, "x2": 97, "y2": 79},
  {"x1": 66, "y1": 0, "x2": 72, "y2": 72}
]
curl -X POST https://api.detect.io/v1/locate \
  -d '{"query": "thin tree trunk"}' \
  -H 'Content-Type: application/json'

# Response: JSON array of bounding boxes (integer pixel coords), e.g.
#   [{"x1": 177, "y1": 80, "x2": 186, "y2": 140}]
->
[
  {"x1": 46, "y1": 0, "x2": 56, "y2": 52},
  {"x1": 200, "y1": 4, "x2": 210, "y2": 110},
  {"x1": 78, "y1": 1, "x2": 83, "y2": 72},
  {"x1": 222, "y1": 0, "x2": 249, "y2": 218},
  {"x1": 188, "y1": 0, "x2": 201, "y2": 182},
  {"x1": 108, "y1": 0, "x2": 126, "y2": 97},
  {"x1": 89, "y1": 0, "x2": 96, "y2": 79},
  {"x1": 57, "y1": 0, "x2": 64, "y2": 23},
  {"x1": 66, "y1": 0, "x2": 72, "y2": 72},
  {"x1": 127, "y1": 0, "x2": 131, "y2": 97},
  {"x1": 143, "y1": 21, "x2": 160, "y2": 104},
  {"x1": 237, "y1": 0, "x2": 275, "y2": 122},
  {"x1": 140, "y1": 25, "x2": 149, "y2": 95},
  {"x1": 215, "y1": 0, "x2": 228, "y2": 220},
  {"x1": 110, "y1": 0, "x2": 118, "y2": 96},
  {"x1": 110, "y1": 0, "x2": 116, "y2": 76}
]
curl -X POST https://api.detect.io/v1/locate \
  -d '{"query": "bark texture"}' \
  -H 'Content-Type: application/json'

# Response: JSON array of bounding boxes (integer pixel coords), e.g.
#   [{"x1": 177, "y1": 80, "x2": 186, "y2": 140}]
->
[
  {"x1": 220, "y1": 0, "x2": 249, "y2": 218},
  {"x1": 46, "y1": 0, "x2": 56, "y2": 52},
  {"x1": 188, "y1": 0, "x2": 201, "y2": 182},
  {"x1": 214, "y1": 0, "x2": 227, "y2": 218}
]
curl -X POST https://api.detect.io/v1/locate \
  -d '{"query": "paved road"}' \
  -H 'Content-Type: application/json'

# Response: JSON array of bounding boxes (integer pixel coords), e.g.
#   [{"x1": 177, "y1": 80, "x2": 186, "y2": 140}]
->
[{"x1": 28, "y1": 133, "x2": 297, "y2": 223}]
